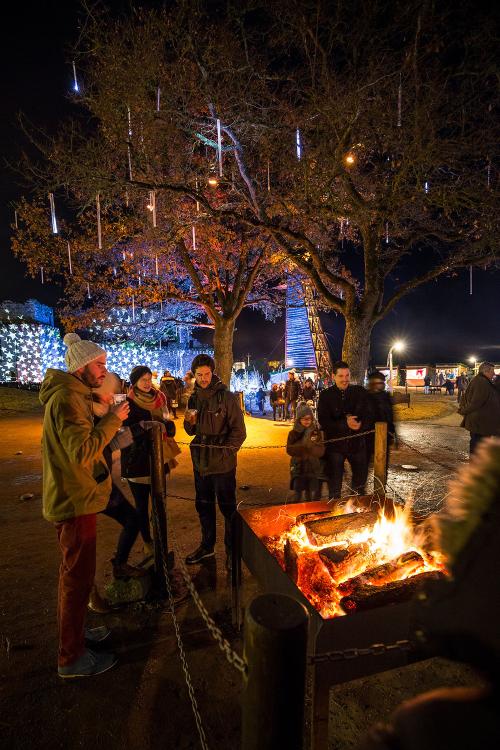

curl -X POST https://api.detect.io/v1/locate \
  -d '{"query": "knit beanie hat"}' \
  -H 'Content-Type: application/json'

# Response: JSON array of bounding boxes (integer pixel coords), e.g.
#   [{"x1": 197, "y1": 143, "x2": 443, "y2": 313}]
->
[
  {"x1": 130, "y1": 365, "x2": 152, "y2": 386},
  {"x1": 296, "y1": 402, "x2": 314, "y2": 421},
  {"x1": 63, "y1": 333, "x2": 106, "y2": 373}
]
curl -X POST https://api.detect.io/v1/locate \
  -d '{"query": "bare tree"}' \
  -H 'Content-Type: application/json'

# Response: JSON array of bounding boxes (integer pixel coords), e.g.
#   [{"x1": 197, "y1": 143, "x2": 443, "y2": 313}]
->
[{"x1": 14, "y1": 0, "x2": 498, "y2": 381}]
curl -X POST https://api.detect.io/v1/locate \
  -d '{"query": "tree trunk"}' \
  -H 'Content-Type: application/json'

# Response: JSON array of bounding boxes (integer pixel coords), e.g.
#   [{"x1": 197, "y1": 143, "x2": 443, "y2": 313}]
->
[
  {"x1": 213, "y1": 317, "x2": 236, "y2": 387},
  {"x1": 341, "y1": 315, "x2": 373, "y2": 384}
]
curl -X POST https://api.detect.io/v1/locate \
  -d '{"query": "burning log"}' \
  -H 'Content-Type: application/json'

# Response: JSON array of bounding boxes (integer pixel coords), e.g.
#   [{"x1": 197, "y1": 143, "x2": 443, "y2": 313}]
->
[
  {"x1": 319, "y1": 543, "x2": 373, "y2": 581},
  {"x1": 284, "y1": 539, "x2": 302, "y2": 583},
  {"x1": 295, "y1": 510, "x2": 338, "y2": 526},
  {"x1": 338, "y1": 551, "x2": 425, "y2": 594},
  {"x1": 305, "y1": 510, "x2": 379, "y2": 546},
  {"x1": 339, "y1": 571, "x2": 445, "y2": 613}
]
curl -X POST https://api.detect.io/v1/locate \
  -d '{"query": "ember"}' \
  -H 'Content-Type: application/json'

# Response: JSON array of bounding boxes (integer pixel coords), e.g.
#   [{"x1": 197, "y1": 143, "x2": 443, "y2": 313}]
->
[{"x1": 265, "y1": 504, "x2": 445, "y2": 618}]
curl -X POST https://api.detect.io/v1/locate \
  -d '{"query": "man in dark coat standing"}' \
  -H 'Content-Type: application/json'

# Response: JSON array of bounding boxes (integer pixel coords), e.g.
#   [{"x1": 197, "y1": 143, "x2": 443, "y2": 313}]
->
[
  {"x1": 458, "y1": 362, "x2": 500, "y2": 454},
  {"x1": 318, "y1": 361, "x2": 372, "y2": 499},
  {"x1": 366, "y1": 370, "x2": 395, "y2": 477},
  {"x1": 184, "y1": 354, "x2": 246, "y2": 566},
  {"x1": 284, "y1": 370, "x2": 301, "y2": 421}
]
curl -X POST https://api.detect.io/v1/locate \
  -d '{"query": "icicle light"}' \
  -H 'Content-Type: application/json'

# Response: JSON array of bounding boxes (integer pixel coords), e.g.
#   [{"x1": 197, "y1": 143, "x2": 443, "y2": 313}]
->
[
  {"x1": 192, "y1": 225, "x2": 197, "y2": 252},
  {"x1": 96, "y1": 194, "x2": 102, "y2": 249},
  {"x1": 216, "y1": 118, "x2": 223, "y2": 177},
  {"x1": 127, "y1": 145, "x2": 133, "y2": 181},
  {"x1": 132, "y1": 295, "x2": 135, "y2": 321},
  {"x1": 267, "y1": 160, "x2": 271, "y2": 191},
  {"x1": 296, "y1": 128, "x2": 302, "y2": 160},
  {"x1": 147, "y1": 190, "x2": 157, "y2": 227},
  {"x1": 67, "y1": 242, "x2": 73, "y2": 275},
  {"x1": 156, "y1": 86, "x2": 161, "y2": 112},
  {"x1": 155, "y1": 255, "x2": 159, "y2": 276},
  {"x1": 40, "y1": 267, "x2": 44, "y2": 285},
  {"x1": 14, "y1": 210, "x2": 18, "y2": 229},
  {"x1": 48, "y1": 193, "x2": 58, "y2": 234},
  {"x1": 87, "y1": 283, "x2": 91, "y2": 299},
  {"x1": 72, "y1": 61, "x2": 79, "y2": 93},
  {"x1": 469, "y1": 265, "x2": 473, "y2": 295}
]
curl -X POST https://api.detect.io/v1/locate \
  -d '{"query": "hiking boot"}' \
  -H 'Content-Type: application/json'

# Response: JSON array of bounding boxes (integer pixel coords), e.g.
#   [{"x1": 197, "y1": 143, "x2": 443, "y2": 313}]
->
[
  {"x1": 112, "y1": 561, "x2": 149, "y2": 580},
  {"x1": 58, "y1": 648, "x2": 117, "y2": 679},
  {"x1": 88, "y1": 585, "x2": 111, "y2": 614},
  {"x1": 85, "y1": 626, "x2": 111, "y2": 644},
  {"x1": 185, "y1": 545, "x2": 215, "y2": 565}
]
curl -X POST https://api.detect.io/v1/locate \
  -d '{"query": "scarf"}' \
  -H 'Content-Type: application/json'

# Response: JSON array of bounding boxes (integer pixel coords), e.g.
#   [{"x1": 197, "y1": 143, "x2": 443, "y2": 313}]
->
[{"x1": 128, "y1": 385, "x2": 166, "y2": 418}]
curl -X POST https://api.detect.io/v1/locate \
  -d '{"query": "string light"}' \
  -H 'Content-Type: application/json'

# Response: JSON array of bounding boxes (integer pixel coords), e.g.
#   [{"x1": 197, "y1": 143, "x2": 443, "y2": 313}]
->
[
  {"x1": 385, "y1": 221, "x2": 389, "y2": 244},
  {"x1": 147, "y1": 190, "x2": 157, "y2": 227},
  {"x1": 344, "y1": 152, "x2": 356, "y2": 167},
  {"x1": 155, "y1": 255, "x2": 159, "y2": 276},
  {"x1": 192, "y1": 225, "x2": 197, "y2": 252},
  {"x1": 267, "y1": 160, "x2": 271, "y2": 191},
  {"x1": 40, "y1": 267, "x2": 44, "y2": 285},
  {"x1": 87, "y1": 283, "x2": 91, "y2": 299},
  {"x1": 424, "y1": 181, "x2": 430, "y2": 194},
  {"x1": 127, "y1": 106, "x2": 132, "y2": 137},
  {"x1": 156, "y1": 86, "x2": 161, "y2": 112},
  {"x1": 14, "y1": 210, "x2": 18, "y2": 229}
]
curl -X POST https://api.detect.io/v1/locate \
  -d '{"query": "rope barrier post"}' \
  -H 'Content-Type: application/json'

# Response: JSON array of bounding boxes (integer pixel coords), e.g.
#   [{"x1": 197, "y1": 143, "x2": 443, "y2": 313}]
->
[
  {"x1": 242, "y1": 593, "x2": 309, "y2": 750},
  {"x1": 374, "y1": 421, "x2": 394, "y2": 518},
  {"x1": 149, "y1": 422, "x2": 174, "y2": 593}
]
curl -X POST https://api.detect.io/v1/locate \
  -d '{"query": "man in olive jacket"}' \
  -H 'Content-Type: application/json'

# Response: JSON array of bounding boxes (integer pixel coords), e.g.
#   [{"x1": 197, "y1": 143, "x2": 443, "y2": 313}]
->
[
  {"x1": 40, "y1": 333, "x2": 129, "y2": 678},
  {"x1": 458, "y1": 361, "x2": 500, "y2": 454},
  {"x1": 184, "y1": 354, "x2": 246, "y2": 565}
]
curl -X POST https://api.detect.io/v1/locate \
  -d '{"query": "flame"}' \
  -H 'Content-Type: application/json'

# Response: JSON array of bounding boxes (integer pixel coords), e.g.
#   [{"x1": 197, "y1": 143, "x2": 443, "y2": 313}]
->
[{"x1": 265, "y1": 504, "x2": 445, "y2": 619}]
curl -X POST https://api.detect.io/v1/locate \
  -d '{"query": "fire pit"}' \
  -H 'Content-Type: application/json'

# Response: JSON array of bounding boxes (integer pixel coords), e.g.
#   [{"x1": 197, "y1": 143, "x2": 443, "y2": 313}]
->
[{"x1": 232, "y1": 497, "x2": 446, "y2": 748}]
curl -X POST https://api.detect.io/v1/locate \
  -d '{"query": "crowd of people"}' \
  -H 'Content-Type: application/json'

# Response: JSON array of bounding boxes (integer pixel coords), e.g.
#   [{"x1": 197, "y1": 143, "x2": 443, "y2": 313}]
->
[{"x1": 39, "y1": 334, "x2": 500, "y2": 680}]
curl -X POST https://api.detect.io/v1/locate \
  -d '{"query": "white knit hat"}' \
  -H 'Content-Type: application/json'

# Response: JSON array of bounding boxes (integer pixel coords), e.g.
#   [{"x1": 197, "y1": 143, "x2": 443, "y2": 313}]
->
[{"x1": 63, "y1": 333, "x2": 107, "y2": 372}]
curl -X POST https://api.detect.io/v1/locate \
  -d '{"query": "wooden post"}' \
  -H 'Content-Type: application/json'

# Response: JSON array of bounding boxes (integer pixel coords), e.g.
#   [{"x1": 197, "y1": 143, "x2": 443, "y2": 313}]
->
[
  {"x1": 242, "y1": 593, "x2": 309, "y2": 750},
  {"x1": 148, "y1": 422, "x2": 174, "y2": 591},
  {"x1": 373, "y1": 421, "x2": 395, "y2": 518}
]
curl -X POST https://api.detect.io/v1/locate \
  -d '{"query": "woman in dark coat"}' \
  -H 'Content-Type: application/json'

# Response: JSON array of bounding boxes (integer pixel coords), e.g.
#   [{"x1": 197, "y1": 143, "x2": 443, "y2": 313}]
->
[{"x1": 121, "y1": 366, "x2": 176, "y2": 555}]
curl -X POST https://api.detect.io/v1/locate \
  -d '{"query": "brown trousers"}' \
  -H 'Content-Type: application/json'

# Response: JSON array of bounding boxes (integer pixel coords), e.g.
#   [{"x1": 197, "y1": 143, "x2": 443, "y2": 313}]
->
[{"x1": 55, "y1": 514, "x2": 96, "y2": 667}]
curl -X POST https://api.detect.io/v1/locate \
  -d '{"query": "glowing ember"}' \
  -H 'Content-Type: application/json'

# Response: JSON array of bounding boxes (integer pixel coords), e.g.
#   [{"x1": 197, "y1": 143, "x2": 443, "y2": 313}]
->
[{"x1": 265, "y1": 505, "x2": 445, "y2": 618}]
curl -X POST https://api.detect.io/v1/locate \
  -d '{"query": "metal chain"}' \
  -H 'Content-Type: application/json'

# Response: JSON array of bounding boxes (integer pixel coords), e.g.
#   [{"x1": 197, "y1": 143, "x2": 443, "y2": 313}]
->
[
  {"x1": 175, "y1": 428, "x2": 376, "y2": 451},
  {"x1": 309, "y1": 639, "x2": 414, "y2": 664},
  {"x1": 150, "y1": 501, "x2": 210, "y2": 750},
  {"x1": 168, "y1": 521, "x2": 248, "y2": 675}
]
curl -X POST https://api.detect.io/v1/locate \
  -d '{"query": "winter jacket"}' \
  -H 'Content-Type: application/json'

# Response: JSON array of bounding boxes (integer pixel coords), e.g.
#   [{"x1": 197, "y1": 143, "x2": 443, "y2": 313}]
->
[
  {"x1": 121, "y1": 398, "x2": 176, "y2": 479},
  {"x1": 458, "y1": 374, "x2": 500, "y2": 436},
  {"x1": 184, "y1": 375, "x2": 246, "y2": 476},
  {"x1": 160, "y1": 375, "x2": 177, "y2": 400},
  {"x1": 317, "y1": 384, "x2": 372, "y2": 454},
  {"x1": 366, "y1": 391, "x2": 395, "y2": 452},
  {"x1": 39, "y1": 369, "x2": 122, "y2": 522},
  {"x1": 284, "y1": 378, "x2": 301, "y2": 401},
  {"x1": 287, "y1": 420, "x2": 325, "y2": 482},
  {"x1": 302, "y1": 385, "x2": 317, "y2": 401}
]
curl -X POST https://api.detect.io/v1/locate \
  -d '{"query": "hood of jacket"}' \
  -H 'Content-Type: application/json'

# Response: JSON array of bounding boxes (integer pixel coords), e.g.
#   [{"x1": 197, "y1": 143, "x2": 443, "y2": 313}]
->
[{"x1": 39, "y1": 368, "x2": 90, "y2": 405}]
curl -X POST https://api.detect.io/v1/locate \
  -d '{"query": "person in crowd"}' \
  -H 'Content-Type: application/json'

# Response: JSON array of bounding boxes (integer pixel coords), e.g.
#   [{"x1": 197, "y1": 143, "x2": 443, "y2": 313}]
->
[
  {"x1": 302, "y1": 377, "x2": 317, "y2": 403},
  {"x1": 284, "y1": 370, "x2": 301, "y2": 421},
  {"x1": 255, "y1": 386, "x2": 267, "y2": 416},
  {"x1": 91, "y1": 373, "x2": 147, "y2": 581},
  {"x1": 160, "y1": 369, "x2": 179, "y2": 419},
  {"x1": 270, "y1": 383, "x2": 283, "y2": 421},
  {"x1": 318, "y1": 361, "x2": 372, "y2": 499},
  {"x1": 286, "y1": 403, "x2": 325, "y2": 501},
  {"x1": 456, "y1": 372, "x2": 468, "y2": 404},
  {"x1": 444, "y1": 375, "x2": 455, "y2": 396},
  {"x1": 366, "y1": 371, "x2": 395, "y2": 473},
  {"x1": 423, "y1": 373, "x2": 431, "y2": 395},
  {"x1": 39, "y1": 333, "x2": 127, "y2": 678},
  {"x1": 183, "y1": 354, "x2": 246, "y2": 567},
  {"x1": 121, "y1": 366, "x2": 177, "y2": 557},
  {"x1": 438, "y1": 372, "x2": 445, "y2": 387},
  {"x1": 458, "y1": 361, "x2": 500, "y2": 455},
  {"x1": 183, "y1": 370, "x2": 195, "y2": 406}
]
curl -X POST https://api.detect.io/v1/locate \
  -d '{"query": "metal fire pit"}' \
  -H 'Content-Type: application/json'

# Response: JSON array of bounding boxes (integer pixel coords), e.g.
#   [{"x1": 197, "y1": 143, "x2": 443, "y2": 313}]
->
[{"x1": 232, "y1": 499, "x2": 424, "y2": 748}]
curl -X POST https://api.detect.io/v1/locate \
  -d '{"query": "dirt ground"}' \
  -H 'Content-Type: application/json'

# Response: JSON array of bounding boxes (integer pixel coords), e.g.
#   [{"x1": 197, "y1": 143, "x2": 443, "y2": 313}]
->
[{"x1": 0, "y1": 397, "x2": 480, "y2": 750}]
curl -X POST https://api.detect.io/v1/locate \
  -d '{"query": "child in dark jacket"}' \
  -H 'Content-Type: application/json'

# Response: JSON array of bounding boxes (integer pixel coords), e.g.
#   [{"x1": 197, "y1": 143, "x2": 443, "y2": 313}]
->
[{"x1": 286, "y1": 403, "x2": 325, "y2": 501}]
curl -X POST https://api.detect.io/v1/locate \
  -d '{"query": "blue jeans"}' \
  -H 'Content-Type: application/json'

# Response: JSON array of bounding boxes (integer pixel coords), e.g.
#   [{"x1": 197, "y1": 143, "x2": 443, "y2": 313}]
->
[{"x1": 194, "y1": 469, "x2": 236, "y2": 550}]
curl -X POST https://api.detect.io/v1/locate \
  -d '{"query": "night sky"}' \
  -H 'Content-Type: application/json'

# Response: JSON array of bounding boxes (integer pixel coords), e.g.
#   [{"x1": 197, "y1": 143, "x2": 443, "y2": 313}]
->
[{"x1": 1, "y1": 0, "x2": 498, "y2": 368}]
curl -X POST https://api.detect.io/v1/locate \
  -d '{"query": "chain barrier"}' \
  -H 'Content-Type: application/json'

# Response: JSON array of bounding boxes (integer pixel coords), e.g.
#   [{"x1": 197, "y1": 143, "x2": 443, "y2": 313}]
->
[
  {"x1": 308, "y1": 639, "x2": 414, "y2": 665},
  {"x1": 175, "y1": 428, "x2": 376, "y2": 451},
  {"x1": 150, "y1": 500, "x2": 210, "y2": 750},
  {"x1": 167, "y1": 519, "x2": 248, "y2": 676}
]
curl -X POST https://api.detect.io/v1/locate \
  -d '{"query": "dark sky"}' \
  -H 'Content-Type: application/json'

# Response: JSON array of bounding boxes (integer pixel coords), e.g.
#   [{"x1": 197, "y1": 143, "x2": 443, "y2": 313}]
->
[{"x1": 1, "y1": 0, "x2": 498, "y2": 367}]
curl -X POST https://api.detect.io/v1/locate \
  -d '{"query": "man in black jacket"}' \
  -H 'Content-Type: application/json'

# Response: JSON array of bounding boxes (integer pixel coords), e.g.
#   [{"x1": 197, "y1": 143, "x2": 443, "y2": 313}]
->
[
  {"x1": 184, "y1": 354, "x2": 246, "y2": 565},
  {"x1": 317, "y1": 361, "x2": 372, "y2": 499},
  {"x1": 284, "y1": 370, "x2": 301, "y2": 421}
]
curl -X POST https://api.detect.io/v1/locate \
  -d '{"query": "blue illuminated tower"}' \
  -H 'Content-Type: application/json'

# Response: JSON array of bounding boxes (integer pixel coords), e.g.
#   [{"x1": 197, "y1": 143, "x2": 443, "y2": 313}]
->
[{"x1": 285, "y1": 278, "x2": 332, "y2": 376}]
